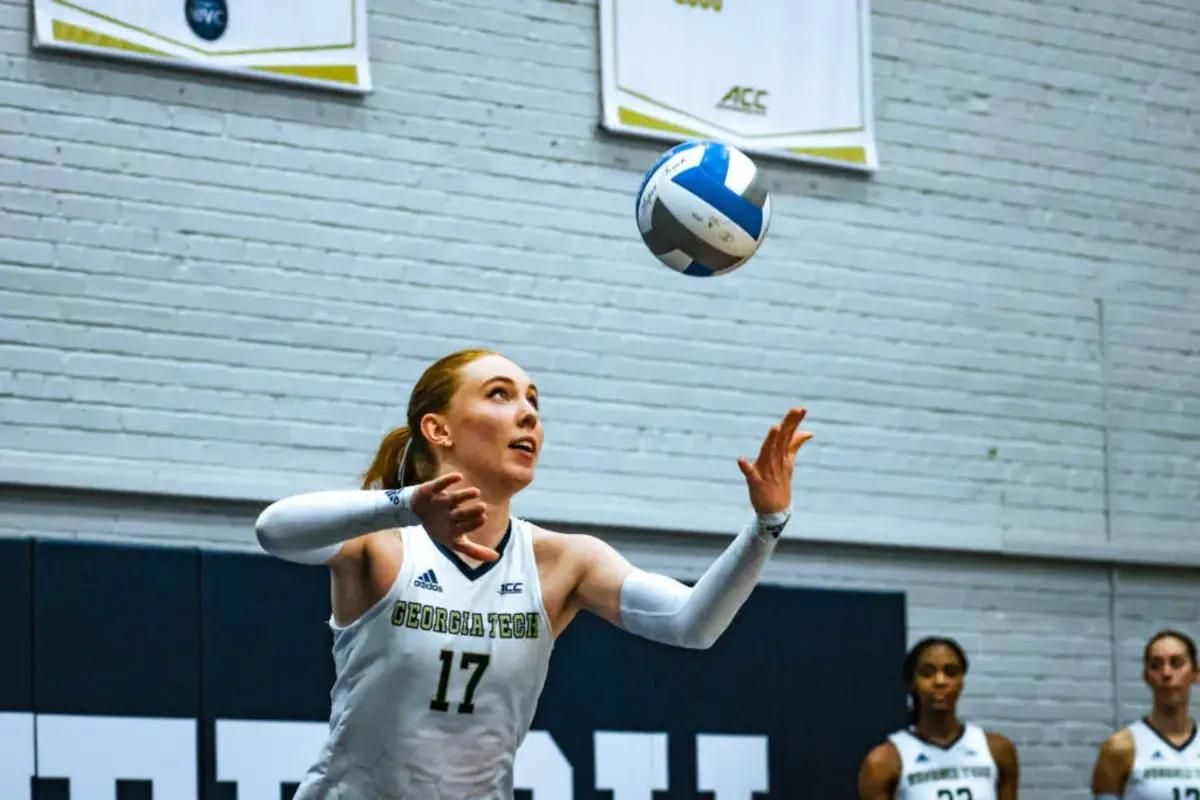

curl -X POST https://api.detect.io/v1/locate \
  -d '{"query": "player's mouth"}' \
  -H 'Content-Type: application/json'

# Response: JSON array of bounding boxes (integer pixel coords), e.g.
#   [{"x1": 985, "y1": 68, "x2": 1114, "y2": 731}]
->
[{"x1": 508, "y1": 437, "x2": 537, "y2": 456}]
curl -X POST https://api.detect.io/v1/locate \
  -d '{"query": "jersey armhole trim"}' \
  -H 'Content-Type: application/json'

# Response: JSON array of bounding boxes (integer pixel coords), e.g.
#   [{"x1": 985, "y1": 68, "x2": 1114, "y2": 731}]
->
[
  {"x1": 521, "y1": 518, "x2": 556, "y2": 648},
  {"x1": 329, "y1": 528, "x2": 413, "y2": 633}
]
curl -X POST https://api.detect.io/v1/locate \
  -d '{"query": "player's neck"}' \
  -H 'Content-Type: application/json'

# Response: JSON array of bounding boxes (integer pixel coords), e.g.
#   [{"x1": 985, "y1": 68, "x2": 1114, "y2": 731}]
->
[
  {"x1": 1148, "y1": 704, "x2": 1195, "y2": 740},
  {"x1": 914, "y1": 711, "x2": 963, "y2": 744},
  {"x1": 434, "y1": 465, "x2": 514, "y2": 550},
  {"x1": 472, "y1": 499, "x2": 512, "y2": 550}
]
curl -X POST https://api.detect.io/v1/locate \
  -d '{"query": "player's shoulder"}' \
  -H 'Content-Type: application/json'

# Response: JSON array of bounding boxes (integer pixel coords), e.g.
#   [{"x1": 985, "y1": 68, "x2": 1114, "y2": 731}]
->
[
  {"x1": 1099, "y1": 726, "x2": 1136, "y2": 759},
  {"x1": 860, "y1": 739, "x2": 902, "y2": 779},
  {"x1": 531, "y1": 525, "x2": 608, "y2": 559},
  {"x1": 983, "y1": 729, "x2": 1018, "y2": 763}
]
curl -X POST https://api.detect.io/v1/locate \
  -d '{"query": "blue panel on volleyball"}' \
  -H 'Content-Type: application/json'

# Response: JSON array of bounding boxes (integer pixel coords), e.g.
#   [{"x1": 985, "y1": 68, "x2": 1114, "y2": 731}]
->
[
  {"x1": 33, "y1": 540, "x2": 200, "y2": 716},
  {"x1": 0, "y1": 538, "x2": 32, "y2": 711},
  {"x1": 683, "y1": 261, "x2": 716, "y2": 277},
  {"x1": 672, "y1": 162, "x2": 764, "y2": 238}
]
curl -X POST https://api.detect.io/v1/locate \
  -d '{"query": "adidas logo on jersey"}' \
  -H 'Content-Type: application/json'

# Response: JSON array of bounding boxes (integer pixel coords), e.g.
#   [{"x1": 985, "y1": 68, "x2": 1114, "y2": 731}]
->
[
  {"x1": 415, "y1": 570, "x2": 443, "y2": 593},
  {"x1": 1152, "y1": 750, "x2": 1165, "y2": 760},
  {"x1": 915, "y1": 753, "x2": 930, "y2": 763}
]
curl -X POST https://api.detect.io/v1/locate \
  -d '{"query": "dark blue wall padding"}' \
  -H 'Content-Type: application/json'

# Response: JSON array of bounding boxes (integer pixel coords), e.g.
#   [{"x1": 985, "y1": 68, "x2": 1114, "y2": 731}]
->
[
  {"x1": 0, "y1": 538, "x2": 32, "y2": 711},
  {"x1": 531, "y1": 583, "x2": 908, "y2": 799},
  {"x1": 33, "y1": 539, "x2": 200, "y2": 717},
  {"x1": 200, "y1": 551, "x2": 334, "y2": 721},
  {"x1": 7, "y1": 539, "x2": 907, "y2": 798}
]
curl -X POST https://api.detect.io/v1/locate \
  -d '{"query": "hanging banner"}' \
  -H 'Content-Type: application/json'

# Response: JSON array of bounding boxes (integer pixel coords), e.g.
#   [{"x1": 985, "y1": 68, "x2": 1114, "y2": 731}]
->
[
  {"x1": 599, "y1": 0, "x2": 877, "y2": 172},
  {"x1": 31, "y1": 0, "x2": 372, "y2": 94}
]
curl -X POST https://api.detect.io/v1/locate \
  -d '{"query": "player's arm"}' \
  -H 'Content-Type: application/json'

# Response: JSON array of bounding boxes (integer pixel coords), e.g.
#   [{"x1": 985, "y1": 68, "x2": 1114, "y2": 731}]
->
[
  {"x1": 568, "y1": 408, "x2": 811, "y2": 649},
  {"x1": 987, "y1": 731, "x2": 1020, "y2": 800},
  {"x1": 254, "y1": 473, "x2": 489, "y2": 565},
  {"x1": 1091, "y1": 729, "x2": 1134, "y2": 799},
  {"x1": 857, "y1": 742, "x2": 901, "y2": 800}
]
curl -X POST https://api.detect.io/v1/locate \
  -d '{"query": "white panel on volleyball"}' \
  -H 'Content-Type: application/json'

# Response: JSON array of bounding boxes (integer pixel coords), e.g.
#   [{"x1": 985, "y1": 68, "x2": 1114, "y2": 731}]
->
[
  {"x1": 723, "y1": 148, "x2": 757, "y2": 195},
  {"x1": 657, "y1": 249, "x2": 695, "y2": 273},
  {"x1": 659, "y1": 180, "x2": 759, "y2": 258}
]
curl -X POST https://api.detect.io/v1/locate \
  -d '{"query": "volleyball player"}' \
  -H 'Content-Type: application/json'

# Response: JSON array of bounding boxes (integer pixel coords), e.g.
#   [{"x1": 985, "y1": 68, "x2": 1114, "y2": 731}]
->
[
  {"x1": 1091, "y1": 630, "x2": 1199, "y2": 800},
  {"x1": 254, "y1": 347, "x2": 811, "y2": 799},
  {"x1": 858, "y1": 637, "x2": 1020, "y2": 800}
]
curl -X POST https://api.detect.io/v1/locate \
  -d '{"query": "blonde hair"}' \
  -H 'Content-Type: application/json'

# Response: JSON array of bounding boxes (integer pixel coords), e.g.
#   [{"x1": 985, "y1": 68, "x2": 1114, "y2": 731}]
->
[{"x1": 360, "y1": 348, "x2": 499, "y2": 490}]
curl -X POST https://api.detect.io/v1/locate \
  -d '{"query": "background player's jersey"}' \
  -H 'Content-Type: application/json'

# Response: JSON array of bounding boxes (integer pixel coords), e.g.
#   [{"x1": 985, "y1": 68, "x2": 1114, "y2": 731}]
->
[
  {"x1": 1122, "y1": 718, "x2": 1200, "y2": 800},
  {"x1": 294, "y1": 517, "x2": 554, "y2": 800},
  {"x1": 888, "y1": 723, "x2": 997, "y2": 800}
]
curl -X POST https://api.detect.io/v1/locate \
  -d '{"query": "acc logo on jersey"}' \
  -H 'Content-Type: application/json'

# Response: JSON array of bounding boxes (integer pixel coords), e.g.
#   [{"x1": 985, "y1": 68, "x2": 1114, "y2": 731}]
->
[
  {"x1": 499, "y1": 582, "x2": 523, "y2": 595},
  {"x1": 185, "y1": 0, "x2": 228, "y2": 41}
]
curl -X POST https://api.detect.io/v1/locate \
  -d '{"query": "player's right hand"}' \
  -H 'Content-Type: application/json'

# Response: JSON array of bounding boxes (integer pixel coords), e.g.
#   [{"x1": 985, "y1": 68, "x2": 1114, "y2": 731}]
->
[{"x1": 410, "y1": 473, "x2": 498, "y2": 562}]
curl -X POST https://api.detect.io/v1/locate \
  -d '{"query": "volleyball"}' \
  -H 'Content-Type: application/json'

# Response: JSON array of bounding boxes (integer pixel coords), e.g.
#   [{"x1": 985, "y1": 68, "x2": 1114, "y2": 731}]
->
[{"x1": 635, "y1": 140, "x2": 772, "y2": 278}]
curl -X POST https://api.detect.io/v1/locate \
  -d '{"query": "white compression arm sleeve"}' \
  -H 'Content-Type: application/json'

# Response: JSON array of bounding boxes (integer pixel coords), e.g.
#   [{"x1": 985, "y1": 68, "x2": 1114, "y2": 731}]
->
[
  {"x1": 618, "y1": 508, "x2": 790, "y2": 650},
  {"x1": 254, "y1": 487, "x2": 421, "y2": 565}
]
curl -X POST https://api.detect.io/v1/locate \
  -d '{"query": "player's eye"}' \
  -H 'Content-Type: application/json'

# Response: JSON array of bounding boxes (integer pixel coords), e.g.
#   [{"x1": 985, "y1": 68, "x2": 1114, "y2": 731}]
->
[{"x1": 489, "y1": 387, "x2": 509, "y2": 400}]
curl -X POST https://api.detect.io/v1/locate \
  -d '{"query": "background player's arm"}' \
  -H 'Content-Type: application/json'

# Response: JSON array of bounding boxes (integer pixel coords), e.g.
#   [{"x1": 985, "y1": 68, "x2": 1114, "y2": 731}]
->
[
  {"x1": 987, "y1": 731, "x2": 1020, "y2": 800},
  {"x1": 857, "y1": 741, "x2": 901, "y2": 800},
  {"x1": 1091, "y1": 729, "x2": 1134, "y2": 798}
]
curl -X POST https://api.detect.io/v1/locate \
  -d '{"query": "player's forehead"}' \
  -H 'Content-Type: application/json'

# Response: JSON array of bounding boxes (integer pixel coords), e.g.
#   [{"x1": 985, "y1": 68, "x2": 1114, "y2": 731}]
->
[
  {"x1": 459, "y1": 354, "x2": 536, "y2": 391},
  {"x1": 917, "y1": 645, "x2": 962, "y2": 668},
  {"x1": 1147, "y1": 636, "x2": 1190, "y2": 661}
]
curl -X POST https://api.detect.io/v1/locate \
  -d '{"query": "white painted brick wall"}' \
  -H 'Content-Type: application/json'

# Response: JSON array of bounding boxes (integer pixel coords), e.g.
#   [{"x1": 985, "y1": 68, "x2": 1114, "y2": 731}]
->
[
  {"x1": 1, "y1": 0, "x2": 1196, "y2": 552},
  {"x1": 0, "y1": 0, "x2": 1197, "y2": 796}
]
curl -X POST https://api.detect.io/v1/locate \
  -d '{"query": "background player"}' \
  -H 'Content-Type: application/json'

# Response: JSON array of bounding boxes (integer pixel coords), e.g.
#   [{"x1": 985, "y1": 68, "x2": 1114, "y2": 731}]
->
[
  {"x1": 1091, "y1": 630, "x2": 1200, "y2": 800},
  {"x1": 858, "y1": 636, "x2": 1020, "y2": 800}
]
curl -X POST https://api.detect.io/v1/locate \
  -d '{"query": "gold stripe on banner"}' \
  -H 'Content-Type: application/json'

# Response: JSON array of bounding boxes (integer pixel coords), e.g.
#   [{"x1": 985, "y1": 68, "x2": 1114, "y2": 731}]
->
[
  {"x1": 787, "y1": 146, "x2": 868, "y2": 165},
  {"x1": 618, "y1": 106, "x2": 703, "y2": 138},
  {"x1": 53, "y1": 19, "x2": 167, "y2": 56},
  {"x1": 251, "y1": 64, "x2": 360, "y2": 85}
]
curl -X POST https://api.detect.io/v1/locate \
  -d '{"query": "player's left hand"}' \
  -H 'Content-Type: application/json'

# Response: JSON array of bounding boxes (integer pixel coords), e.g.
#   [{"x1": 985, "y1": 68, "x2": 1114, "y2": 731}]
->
[{"x1": 737, "y1": 407, "x2": 812, "y2": 515}]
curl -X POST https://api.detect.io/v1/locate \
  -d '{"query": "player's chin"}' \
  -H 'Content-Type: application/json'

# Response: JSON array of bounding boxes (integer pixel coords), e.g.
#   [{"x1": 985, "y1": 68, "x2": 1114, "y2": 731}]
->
[
  {"x1": 1155, "y1": 685, "x2": 1189, "y2": 701},
  {"x1": 499, "y1": 461, "x2": 537, "y2": 492}
]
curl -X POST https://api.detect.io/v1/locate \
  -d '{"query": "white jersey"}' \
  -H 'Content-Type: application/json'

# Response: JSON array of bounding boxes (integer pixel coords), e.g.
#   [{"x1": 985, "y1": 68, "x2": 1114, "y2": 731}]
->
[
  {"x1": 888, "y1": 723, "x2": 998, "y2": 800},
  {"x1": 294, "y1": 518, "x2": 554, "y2": 800},
  {"x1": 1122, "y1": 718, "x2": 1200, "y2": 800}
]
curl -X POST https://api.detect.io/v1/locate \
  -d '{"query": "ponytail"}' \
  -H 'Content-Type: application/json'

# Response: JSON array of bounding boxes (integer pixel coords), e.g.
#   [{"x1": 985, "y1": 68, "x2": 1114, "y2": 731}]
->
[{"x1": 361, "y1": 426, "x2": 414, "y2": 490}]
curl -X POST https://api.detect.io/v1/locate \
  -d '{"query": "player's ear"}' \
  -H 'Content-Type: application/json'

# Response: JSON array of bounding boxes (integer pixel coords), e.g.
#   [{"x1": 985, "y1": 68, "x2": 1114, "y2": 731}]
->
[{"x1": 421, "y1": 413, "x2": 452, "y2": 449}]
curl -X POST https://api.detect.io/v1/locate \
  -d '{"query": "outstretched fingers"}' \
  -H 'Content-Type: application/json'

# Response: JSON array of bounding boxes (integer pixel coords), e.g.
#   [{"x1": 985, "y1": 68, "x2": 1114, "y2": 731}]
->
[
  {"x1": 769, "y1": 408, "x2": 806, "y2": 470},
  {"x1": 788, "y1": 430, "x2": 814, "y2": 460},
  {"x1": 756, "y1": 424, "x2": 780, "y2": 472}
]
